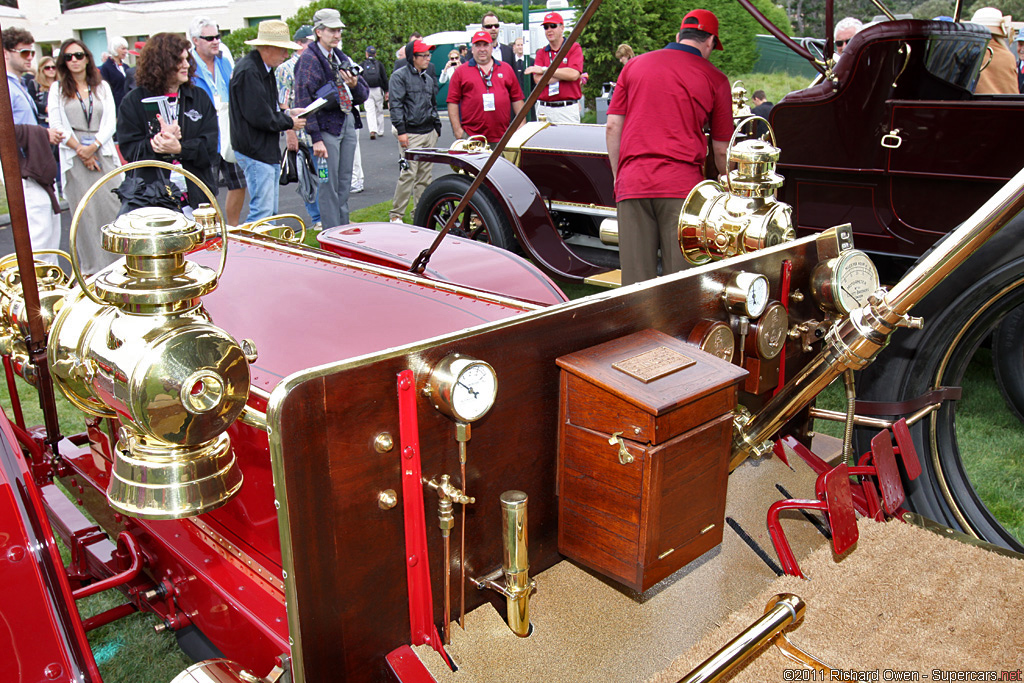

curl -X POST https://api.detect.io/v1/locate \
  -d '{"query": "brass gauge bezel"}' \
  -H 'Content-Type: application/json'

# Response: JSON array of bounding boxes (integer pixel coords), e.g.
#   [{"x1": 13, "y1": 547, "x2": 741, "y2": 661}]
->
[
  {"x1": 811, "y1": 250, "x2": 880, "y2": 315},
  {"x1": 745, "y1": 301, "x2": 788, "y2": 360},
  {"x1": 723, "y1": 271, "x2": 770, "y2": 318},
  {"x1": 425, "y1": 353, "x2": 498, "y2": 423}
]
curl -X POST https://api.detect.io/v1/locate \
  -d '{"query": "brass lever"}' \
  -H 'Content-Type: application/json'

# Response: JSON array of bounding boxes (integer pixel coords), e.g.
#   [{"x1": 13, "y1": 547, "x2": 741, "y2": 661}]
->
[{"x1": 608, "y1": 432, "x2": 634, "y2": 465}]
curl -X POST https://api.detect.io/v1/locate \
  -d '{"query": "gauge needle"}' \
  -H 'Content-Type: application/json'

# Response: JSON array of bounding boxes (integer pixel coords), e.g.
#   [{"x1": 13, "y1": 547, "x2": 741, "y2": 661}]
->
[
  {"x1": 841, "y1": 285, "x2": 861, "y2": 305},
  {"x1": 458, "y1": 380, "x2": 478, "y2": 397}
]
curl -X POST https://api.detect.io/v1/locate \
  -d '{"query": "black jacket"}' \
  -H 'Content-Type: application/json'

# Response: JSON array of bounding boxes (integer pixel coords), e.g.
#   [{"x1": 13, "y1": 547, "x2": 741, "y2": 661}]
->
[
  {"x1": 388, "y1": 41, "x2": 441, "y2": 136},
  {"x1": 117, "y1": 85, "x2": 218, "y2": 209},
  {"x1": 99, "y1": 58, "x2": 134, "y2": 109},
  {"x1": 229, "y1": 49, "x2": 295, "y2": 165},
  {"x1": 360, "y1": 57, "x2": 388, "y2": 92}
]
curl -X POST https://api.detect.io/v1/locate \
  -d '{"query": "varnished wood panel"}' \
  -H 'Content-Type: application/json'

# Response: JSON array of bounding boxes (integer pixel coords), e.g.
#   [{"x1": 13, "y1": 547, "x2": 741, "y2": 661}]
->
[
  {"x1": 560, "y1": 422, "x2": 644, "y2": 496},
  {"x1": 272, "y1": 235, "x2": 823, "y2": 681}
]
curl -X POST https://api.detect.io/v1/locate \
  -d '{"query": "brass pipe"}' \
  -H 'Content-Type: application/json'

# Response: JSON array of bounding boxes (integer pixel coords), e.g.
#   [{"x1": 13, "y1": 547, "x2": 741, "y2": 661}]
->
[
  {"x1": 471, "y1": 490, "x2": 536, "y2": 637},
  {"x1": 678, "y1": 594, "x2": 806, "y2": 683},
  {"x1": 732, "y1": 164, "x2": 1024, "y2": 468}
]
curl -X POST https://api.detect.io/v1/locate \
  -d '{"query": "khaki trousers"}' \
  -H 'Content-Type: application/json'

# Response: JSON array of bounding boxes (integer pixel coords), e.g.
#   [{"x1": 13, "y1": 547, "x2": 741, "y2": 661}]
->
[
  {"x1": 617, "y1": 197, "x2": 688, "y2": 286},
  {"x1": 390, "y1": 129, "x2": 439, "y2": 221}
]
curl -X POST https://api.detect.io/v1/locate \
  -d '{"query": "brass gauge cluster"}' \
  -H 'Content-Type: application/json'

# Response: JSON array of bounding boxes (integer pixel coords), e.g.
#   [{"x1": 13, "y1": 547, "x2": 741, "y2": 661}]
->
[
  {"x1": 811, "y1": 250, "x2": 880, "y2": 315},
  {"x1": 425, "y1": 354, "x2": 498, "y2": 423}
]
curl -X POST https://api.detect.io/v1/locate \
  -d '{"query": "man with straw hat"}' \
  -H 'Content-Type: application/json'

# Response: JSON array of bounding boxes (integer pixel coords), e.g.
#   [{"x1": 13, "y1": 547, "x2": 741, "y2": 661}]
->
[
  {"x1": 970, "y1": 7, "x2": 1019, "y2": 94},
  {"x1": 229, "y1": 19, "x2": 307, "y2": 222}
]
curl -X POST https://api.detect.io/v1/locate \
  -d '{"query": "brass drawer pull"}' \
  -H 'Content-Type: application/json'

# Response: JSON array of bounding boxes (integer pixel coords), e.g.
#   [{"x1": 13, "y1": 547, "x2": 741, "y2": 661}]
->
[{"x1": 608, "y1": 432, "x2": 634, "y2": 465}]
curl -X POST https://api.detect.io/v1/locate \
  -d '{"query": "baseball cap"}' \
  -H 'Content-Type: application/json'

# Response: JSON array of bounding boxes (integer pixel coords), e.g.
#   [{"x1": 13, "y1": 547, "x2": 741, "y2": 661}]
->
[
  {"x1": 411, "y1": 39, "x2": 435, "y2": 55},
  {"x1": 312, "y1": 8, "x2": 345, "y2": 30},
  {"x1": 293, "y1": 25, "x2": 314, "y2": 42},
  {"x1": 543, "y1": 12, "x2": 564, "y2": 25},
  {"x1": 681, "y1": 9, "x2": 723, "y2": 50},
  {"x1": 366, "y1": 45, "x2": 376, "y2": 55},
  {"x1": 129, "y1": 40, "x2": 145, "y2": 56},
  {"x1": 471, "y1": 30, "x2": 492, "y2": 44}
]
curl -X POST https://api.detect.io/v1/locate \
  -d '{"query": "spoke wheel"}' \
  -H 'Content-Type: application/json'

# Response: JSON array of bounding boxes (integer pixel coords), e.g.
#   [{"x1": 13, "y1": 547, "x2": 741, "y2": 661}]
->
[
  {"x1": 413, "y1": 174, "x2": 517, "y2": 252},
  {"x1": 853, "y1": 224, "x2": 1024, "y2": 552}
]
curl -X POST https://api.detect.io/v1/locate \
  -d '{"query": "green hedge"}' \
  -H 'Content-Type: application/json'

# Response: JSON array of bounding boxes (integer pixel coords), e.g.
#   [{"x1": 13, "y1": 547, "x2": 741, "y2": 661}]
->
[
  {"x1": 222, "y1": 0, "x2": 520, "y2": 63},
  {"x1": 571, "y1": 0, "x2": 793, "y2": 101}
]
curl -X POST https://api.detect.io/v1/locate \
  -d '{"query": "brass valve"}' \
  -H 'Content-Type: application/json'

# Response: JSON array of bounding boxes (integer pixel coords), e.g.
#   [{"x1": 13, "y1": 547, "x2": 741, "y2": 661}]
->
[
  {"x1": 427, "y1": 474, "x2": 475, "y2": 537},
  {"x1": 47, "y1": 164, "x2": 247, "y2": 520},
  {"x1": 678, "y1": 117, "x2": 795, "y2": 265}
]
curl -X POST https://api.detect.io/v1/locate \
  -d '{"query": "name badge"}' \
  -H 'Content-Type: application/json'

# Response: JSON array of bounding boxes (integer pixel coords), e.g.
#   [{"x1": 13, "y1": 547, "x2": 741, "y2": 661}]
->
[
  {"x1": 79, "y1": 135, "x2": 96, "y2": 146},
  {"x1": 482, "y1": 93, "x2": 496, "y2": 112},
  {"x1": 548, "y1": 81, "x2": 560, "y2": 97}
]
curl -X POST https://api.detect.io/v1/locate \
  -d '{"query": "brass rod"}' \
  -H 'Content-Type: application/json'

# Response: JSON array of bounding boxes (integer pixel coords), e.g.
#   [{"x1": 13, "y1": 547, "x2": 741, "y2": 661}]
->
[
  {"x1": 460, "y1": 450, "x2": 467, "y2": 630},
  {"x1": 443, "y1": 534, "x2": 451, "y2": 645},
  {"x1": 678, "y1": 594, "x2": 805, "y2": 683},
  {"x1": 732, "y1": 164, "x2": 1024, "y2": 467},
  {"x1": 409, "y1": 0, "x2": 604, "y2": 274}
]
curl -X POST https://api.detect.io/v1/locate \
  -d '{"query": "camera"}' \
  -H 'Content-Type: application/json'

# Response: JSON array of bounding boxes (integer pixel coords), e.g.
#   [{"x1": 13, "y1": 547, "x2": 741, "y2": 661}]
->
[{"x1": 340, "y1": 63, "x2": 364, "y2": 76}]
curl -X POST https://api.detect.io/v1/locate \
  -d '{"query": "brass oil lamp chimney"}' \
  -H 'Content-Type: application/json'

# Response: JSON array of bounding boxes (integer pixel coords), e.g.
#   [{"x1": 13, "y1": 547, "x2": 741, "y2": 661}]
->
[
  {"x1": 678, "y1": 117, "x2": 795, "y2": 265},
  {"x1": 48, "y1": 204, "x2": 251, "y2": 519}
]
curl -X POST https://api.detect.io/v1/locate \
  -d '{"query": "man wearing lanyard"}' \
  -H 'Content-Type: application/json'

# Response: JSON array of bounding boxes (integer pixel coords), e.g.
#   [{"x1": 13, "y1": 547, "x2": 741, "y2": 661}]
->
[
  {"x1": 447, "y1": 31, "x2": 524, "y2": 143},
  {"x1": 525, "y1": 12, "x2": 583, "y2": 124},
  {"x1": 605, "y1": 9, "x2": 732, "y2": 286},
  {"x1": 190, "y1": 16, "x2": 247, "y2": 227},
  {"x1": 4, "y1": 27, "x2": 63, "y2": 263}
]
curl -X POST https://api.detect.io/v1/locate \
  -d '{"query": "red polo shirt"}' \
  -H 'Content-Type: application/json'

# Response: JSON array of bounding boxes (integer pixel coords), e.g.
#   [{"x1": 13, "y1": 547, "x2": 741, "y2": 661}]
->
[
  {"x1": 608, "y1": 43, "x2": 733, "y2": 201},
  {"x1": 534, "y1": 41, "x2": 583, "y2": 102},
  {"x1": 447, "y1": 61, "x2": 524, "y2": 142}
]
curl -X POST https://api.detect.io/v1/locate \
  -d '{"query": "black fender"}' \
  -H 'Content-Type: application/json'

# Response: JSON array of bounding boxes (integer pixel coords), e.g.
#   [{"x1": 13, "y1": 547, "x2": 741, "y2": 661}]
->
[{"x1": 405, "y1": 148, "x2": 606, "y2": 281}]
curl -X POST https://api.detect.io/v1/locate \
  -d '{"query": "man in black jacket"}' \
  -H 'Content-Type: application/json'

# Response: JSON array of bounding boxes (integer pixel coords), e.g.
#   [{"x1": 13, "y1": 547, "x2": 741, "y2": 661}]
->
[
  {"x1": 360, "y1": 45, "x2": 388, "y2": 140},
  {"x1": 468, "y1": 11, "x2": 515, "y2": 66},
  {"x1": 229, "y1": 20, "x2": 306, "y2": 223},
  {"x1": 387, "y1": 38, "x2": 440, "y2": 223}
]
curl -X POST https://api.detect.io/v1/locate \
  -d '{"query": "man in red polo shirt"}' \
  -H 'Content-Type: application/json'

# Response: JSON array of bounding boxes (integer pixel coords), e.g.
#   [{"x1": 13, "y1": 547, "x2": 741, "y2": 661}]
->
[
  {"x1": 447, "y1": 30, "x2": 524, "y2": 142},
  {"x1": 524, "y1": 12, "x2": 583, "y2": 123},
  {"x1": 606, "y1": 9, "x2": 733, "y2": 286}
]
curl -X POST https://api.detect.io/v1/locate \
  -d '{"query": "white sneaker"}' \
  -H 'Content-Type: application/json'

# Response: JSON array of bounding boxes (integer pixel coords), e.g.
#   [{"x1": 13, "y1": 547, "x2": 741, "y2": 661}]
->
[
  {"x1": 351, "y1": 184, "x2": 364, "y2": 193},
  {"x1": 389, "y1": 216, "x2": 404, "y2": 223}
]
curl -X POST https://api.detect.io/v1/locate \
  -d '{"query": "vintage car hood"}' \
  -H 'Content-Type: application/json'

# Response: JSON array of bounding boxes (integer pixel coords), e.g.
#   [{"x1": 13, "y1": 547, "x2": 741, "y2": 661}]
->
[{"x1": 191, "y1": 236, "x2": 537, "y2": 394}]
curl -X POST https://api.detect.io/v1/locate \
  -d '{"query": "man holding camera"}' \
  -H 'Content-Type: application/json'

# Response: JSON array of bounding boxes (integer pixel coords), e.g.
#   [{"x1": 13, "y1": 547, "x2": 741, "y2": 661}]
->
[
  {"x1": 295, "y1": 8, "x2": 368, "y2": 228},
  {"x1": 447, "y1": 31, "x2": 523, "y2": 143}
]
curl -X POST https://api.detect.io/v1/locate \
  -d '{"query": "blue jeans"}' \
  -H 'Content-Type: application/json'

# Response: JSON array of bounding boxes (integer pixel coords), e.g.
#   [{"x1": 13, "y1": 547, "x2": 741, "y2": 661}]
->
[
  {"x1": 235, "y1": 151, "x2": 278, "y2": 223},
  {"x1": 304, "y1": 185, "x2": 321, "y2": 225}
]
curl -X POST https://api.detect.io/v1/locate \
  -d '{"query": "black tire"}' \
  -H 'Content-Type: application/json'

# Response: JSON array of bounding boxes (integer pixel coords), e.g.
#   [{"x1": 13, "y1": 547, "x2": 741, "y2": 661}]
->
[
  {"x1": 853, "y1": 218, "x2": 1024, "y2": 552},
  {"x1": 413, "y1": 174, "x2": 518, "y2": 252},
  {"x1": 992, "y1": 304, "x2": 1024, "y2": 423}
]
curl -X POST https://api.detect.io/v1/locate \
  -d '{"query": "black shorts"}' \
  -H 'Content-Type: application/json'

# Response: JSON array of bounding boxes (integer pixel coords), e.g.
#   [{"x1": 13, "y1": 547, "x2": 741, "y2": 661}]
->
[{"x1": 213, "y1": 157, "x2": 246, "y2": 190}]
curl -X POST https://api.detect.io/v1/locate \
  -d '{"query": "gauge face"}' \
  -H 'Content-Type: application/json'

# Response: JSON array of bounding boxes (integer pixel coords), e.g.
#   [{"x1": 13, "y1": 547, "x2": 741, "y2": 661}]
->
[
  {"x1": 750, "y1": 302, "x2": 788, "y2": 359},
  {"x1": 833, "y1": 251, "x2": 879, "y2": 314},
  {"x1": 724, "y1": 272, "x2": 770, "y2": 318},
  {"x1": 426, "y1": 354, "x2": 498, "y2": 423}
]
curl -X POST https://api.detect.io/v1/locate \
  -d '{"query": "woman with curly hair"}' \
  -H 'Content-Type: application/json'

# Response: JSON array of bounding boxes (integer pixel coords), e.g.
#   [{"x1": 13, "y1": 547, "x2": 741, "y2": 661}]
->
[
  {"x1": 47, "y1": 39, "x2": 121, "y2": 274},
  {"x1": 117, "y1": 32, "x2": 218, "y2": 212}
]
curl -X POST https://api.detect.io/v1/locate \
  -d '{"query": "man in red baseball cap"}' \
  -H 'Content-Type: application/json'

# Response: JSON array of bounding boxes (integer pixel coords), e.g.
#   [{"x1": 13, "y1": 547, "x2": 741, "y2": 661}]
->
[
  {"x1": 524, "y1": 11, "x2": 584, "y2": 123},
  {"x1": 605, "y1": 8, "x2": 733, "y2": 285},
  {"x1": 447, "y1": 30, "x2": 524, "y2": 143}
]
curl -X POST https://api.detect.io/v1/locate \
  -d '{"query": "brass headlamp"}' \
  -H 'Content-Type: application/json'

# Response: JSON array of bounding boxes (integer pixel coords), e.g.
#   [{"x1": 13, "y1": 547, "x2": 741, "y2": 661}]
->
[
  {"x1": 678, "y1": 117, "x2": 795, "y2": 265},
  {"x1": 47, "y1": 162, "x2": 250, "y2": 519},
  {"x1": 0, "y1": 252, "x2": 73, "y2": 384}
]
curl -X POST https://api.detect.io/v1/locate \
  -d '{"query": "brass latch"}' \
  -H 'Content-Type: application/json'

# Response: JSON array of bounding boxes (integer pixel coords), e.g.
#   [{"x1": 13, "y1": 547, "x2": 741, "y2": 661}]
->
[
  {"x1": 608, "y1": 432, "x2": 634, "y2": 465},
  {"x1": 881, "y1": 129, "x2": 902, "y2": 149}
]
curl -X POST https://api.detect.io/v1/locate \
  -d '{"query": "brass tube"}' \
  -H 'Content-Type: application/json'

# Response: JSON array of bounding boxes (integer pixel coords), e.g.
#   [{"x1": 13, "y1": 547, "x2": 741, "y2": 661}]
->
[
  {"x1": 732, "y1": 165, "x2": 1024, "y2": 467},
  {"x1": 500, "y1": 490, "x2": 532, "y2": 637},
  {"x1": 678, "y1": 594, "x2": 805, "y2": 683}
]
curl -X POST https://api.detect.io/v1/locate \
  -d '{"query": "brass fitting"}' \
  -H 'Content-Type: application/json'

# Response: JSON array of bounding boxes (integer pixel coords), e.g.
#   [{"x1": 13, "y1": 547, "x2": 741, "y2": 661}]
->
[
  {"x1": 427, "y1": 474, "x2": 474, "y2": 537},
  {"x1": 472, "y1": 490, "x2": 536, "y2": 637}
]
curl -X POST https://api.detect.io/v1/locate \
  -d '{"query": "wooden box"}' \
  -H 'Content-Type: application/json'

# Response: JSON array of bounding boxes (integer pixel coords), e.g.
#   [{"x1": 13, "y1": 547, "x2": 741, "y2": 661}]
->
[{"x1": 556, "y1": 329, "x2": 747, "y2": 592}]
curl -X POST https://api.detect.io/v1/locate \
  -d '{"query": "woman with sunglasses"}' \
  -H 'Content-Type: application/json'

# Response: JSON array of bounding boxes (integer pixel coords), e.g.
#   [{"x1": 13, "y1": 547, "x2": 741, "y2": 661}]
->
[
  {"x1": 26, "y1": 56, "x2": 56, "y2": 126},
  {"x1": 48, "y1": 39, "x2": 122, "y2": 275},
  {"x1": 116, "y1": 33, "x2": 218, "y2": 214}
]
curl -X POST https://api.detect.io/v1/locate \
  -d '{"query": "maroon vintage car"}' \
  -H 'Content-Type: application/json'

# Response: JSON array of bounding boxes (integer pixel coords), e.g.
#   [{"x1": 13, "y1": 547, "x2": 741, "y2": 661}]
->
[{"x1": 2, "y1": 6, "x2": 1024, "y2": 683}]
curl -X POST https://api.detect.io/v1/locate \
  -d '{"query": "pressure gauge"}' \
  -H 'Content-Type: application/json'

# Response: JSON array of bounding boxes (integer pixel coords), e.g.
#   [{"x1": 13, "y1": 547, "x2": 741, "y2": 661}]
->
[
  {"x1": 745, "y1": 302, "x2": 788, "y2": 360},
  {"x1": 723, "y1": 272, "x2": 770, "y2": 318},
  {"x1": 811, "y1": 250, "x2": 880, "y2": 315},
  {"x1": 425, "y1": 353, "x2": 498, "y2": 423}
]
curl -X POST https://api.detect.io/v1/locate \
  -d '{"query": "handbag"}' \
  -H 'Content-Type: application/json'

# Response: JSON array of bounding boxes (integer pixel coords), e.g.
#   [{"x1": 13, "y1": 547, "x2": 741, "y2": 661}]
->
[
  {"x1": 280, "y1": 148, "x2": 298, "y2": 186},
  {"x1": 295, "y1": 144, "x2": 318, "y2": 204},
  {"x1": 113, "y1": 174, "x2": 186, "y2": 215}
]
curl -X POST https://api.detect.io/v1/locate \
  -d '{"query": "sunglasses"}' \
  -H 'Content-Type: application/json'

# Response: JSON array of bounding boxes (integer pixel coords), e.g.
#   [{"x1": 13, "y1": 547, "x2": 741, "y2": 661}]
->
[
  {"x1": 483, "y1": 23, "x2": 500, "y2": 29},
  {"x1": 63, "y1": 52, "x2": 88, "y2": 61},
  {"x1": 835, "y1": 39, "x2": 849, "y2": 47},
  {"x1": 414, "y1": 52, "x2": 432, "y2": 58},
  {"x1": 42, "y1": 65, "x2": 56, "y2": 70},
  {"x1": 197, "y1": 34, "x2": 222, "y2": 42},
  {"x1": 9, "y1": 48, "x2": 35, "y2": 59},
  {"x1": 542, "y1": 23, "x2": 560, "y2": 29}
]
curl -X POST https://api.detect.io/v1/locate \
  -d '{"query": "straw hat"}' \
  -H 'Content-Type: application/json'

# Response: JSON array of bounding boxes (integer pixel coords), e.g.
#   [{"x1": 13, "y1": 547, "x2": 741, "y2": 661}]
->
[
  {"x1": 970, "y1": 7, "x2": 1012, "y2": 36},
  {"x1": 245, "y1": 20, "x2": 302, "y2": 50}
]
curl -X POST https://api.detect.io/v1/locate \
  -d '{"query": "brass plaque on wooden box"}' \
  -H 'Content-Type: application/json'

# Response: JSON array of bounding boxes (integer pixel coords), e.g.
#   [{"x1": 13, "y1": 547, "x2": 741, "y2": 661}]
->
[{"x1": 612, "y1": 346, "x2": 695, "y2": 383}]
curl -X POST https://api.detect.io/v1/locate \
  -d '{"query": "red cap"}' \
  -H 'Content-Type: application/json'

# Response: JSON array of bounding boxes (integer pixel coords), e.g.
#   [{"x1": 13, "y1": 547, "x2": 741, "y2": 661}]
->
[
  {"x1": 129, "y1": 40, "x2": 145, "y2": 56},
  {"x1": 542, "y1": 12, "x2": 564, "y2": 25},
  {"x1": 471, "y1": 30, "x2": 492, "y2": 44},
  {"x1": 411, "y1": 39, "x2": 435, "y2": 55},
  {"x1": 681, "y1": 9, "x2": 723, "y2": 50}
]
